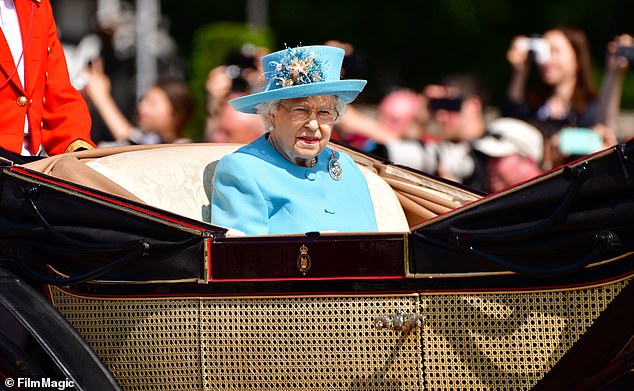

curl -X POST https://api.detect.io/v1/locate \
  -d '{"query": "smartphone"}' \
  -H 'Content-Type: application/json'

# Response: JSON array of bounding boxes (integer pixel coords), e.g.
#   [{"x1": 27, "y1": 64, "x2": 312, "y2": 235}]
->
[
  {"x1": 616, "y1": 45, "x2": 634, "y2": 64},
  {"x1": 558, "y1": 128, "x2": 603, "y2": 156},
  {"x1": 428, "y1": 97, "x2": 463, "y2": 112}
]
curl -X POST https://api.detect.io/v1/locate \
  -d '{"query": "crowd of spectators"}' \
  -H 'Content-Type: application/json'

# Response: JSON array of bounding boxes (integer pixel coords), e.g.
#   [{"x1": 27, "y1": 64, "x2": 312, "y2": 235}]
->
[{"x1": 72, "y1": 22, "x2": 634, "y2": 195}]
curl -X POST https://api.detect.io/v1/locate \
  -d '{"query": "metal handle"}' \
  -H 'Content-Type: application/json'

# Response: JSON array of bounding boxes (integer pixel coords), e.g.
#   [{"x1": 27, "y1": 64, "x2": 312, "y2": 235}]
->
[{"x1": 374, "y1": 310, "x2": 424, "y2": 332}]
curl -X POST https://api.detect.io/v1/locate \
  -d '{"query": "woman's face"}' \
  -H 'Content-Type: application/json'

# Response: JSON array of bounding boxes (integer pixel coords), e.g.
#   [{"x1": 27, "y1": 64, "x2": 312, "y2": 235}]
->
[
  {"x1": 137, "y1": 86, "x2": 175, "y2": 137},
  {"x1": 541, "y1": 30, "x2": 578, "y2": 86},
  {"x1": 268, "y1": 95, "x2": 337, "y2": 166}
]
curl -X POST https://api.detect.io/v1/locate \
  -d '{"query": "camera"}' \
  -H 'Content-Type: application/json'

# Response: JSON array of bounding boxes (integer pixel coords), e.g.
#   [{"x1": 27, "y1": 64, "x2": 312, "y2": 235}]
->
[
  {"x1": 616, "y1": 45, "x2": 634, "y2": 64},
  {"x1": 224, "y1": 64, "x2": 249, "y2": 92},
  {"x1": 515, "y1": 37, "x2": 550, "y2": 64},
  {"x1": 224, "y1": 46, "x2": 259, "y2": 93}
]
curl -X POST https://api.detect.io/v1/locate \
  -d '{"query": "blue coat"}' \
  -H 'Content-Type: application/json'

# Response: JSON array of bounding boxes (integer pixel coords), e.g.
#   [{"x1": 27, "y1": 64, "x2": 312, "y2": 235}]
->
[{"x1": 211, "y1": 134, "x2": 378, "y2": 235}]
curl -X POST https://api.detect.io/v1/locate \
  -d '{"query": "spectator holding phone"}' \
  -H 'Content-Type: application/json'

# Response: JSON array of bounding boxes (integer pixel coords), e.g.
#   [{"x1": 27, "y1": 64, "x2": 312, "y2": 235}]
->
[
  {"x1": 85, "y1": 59, "x2": 195, "y2": 146},
  {"x1": 503, "y1": 28, "x2": 615, "y2": 169},
  {"x1": 504, "y1": 28, "x2": 598, "y2": 129},
  {"x1": 333, "y1": 74, "x2": 492, "y2": 191},
  {"x1": 419, "y1": 74, "x2": 490, "y2": 189},
  {"x1": 204, "y1": 45, "x2": 269, "y2": 141},
  {"x1": 423, "y1": 74, "x2": 546, "y2": 192}
]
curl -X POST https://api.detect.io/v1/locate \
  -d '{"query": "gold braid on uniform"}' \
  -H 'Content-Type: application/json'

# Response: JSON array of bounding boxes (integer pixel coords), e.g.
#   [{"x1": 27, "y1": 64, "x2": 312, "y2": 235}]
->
[{"x1": 64, "y1": 139, "x2": 95, "y2": 153}]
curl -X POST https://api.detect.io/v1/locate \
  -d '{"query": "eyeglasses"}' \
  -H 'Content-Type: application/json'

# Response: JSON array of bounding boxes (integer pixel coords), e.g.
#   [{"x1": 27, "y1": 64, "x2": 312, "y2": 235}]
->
[{"x1": 278, "y1": 103, "x2": 339, "y2": 124}]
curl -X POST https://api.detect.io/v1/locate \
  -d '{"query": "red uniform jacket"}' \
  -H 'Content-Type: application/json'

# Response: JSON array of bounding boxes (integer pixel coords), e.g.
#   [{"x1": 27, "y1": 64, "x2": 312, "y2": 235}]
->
[{"x1": 0, "y1": 0, "x2": 94, "y2": 155}]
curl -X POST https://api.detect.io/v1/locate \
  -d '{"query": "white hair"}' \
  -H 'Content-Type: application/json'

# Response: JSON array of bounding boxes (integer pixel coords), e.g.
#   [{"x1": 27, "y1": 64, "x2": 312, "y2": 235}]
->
[
  {"x1": 255, "y1": 96, "x2": 347, "y2": 125},
  {"x1": 255, "y1": 100, "x2": 280, "y2": 119}
]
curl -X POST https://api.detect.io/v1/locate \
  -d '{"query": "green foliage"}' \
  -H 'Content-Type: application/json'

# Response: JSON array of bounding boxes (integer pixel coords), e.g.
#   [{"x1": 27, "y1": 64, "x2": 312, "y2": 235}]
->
[{"x1": 187, "y1": 22, "x2": 273, "y2": 139}]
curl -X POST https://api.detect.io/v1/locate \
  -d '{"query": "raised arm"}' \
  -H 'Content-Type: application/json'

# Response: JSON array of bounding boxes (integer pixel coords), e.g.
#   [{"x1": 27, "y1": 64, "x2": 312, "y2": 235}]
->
[
  {"x1": 596, "y1": 34, "x2": 632, "y2": 132},
  {"x1": 335, "y1": 105, "x2": 400, "y2": 145},
  {"x1": 84, "y1": 59, "x2": 135, "y2": 142},
  {"x1": 506, "y1": 35, "x2": 531, "y2": 103}
]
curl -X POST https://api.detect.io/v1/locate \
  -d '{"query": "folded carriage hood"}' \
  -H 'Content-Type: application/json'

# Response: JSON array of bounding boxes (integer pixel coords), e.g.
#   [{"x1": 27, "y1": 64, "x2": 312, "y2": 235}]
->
[{"x1": 410, "y1": 140, "x2": 634, "y2": 283}]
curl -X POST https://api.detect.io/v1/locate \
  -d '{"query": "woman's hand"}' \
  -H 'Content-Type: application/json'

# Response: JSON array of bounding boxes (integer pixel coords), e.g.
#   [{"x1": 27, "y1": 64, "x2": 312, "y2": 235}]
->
[
  {"x1": 593, "y1": 124, "x2": 618, "y2": 148},
  {"x1": 205, "y1": 66, "x2": 232, "y2": 117},
  {"x1": 506, "y1": 35, "x2": 532, "y2": 103},
  {"x1": 83, "y1": 58, "x2": 112, "y2": 104},
  {"x1": 507, "y1": 35, "x2": 531, "y2": 75},
  {"x1": 605, "y1": 34, "x2": 633, "y2": 73},
  {"x1": 83, "y1": 58, "x2": 134, "y2": 142}
]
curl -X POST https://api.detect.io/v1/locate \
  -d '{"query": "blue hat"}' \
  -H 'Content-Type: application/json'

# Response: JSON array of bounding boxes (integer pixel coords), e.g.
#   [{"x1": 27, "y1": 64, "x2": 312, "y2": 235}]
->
[{"x1": 229, "y1": 45, "x2": 367, "y2": 114}]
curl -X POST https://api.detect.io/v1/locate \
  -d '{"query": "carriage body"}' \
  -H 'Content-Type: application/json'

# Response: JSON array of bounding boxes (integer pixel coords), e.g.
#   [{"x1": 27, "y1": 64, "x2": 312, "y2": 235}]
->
[{"x1": 1, "y1": 141, "x2": 633, "y2": 390}]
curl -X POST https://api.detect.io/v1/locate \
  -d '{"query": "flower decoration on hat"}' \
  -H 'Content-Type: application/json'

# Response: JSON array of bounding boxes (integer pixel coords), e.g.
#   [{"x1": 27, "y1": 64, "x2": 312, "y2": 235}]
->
[
  {"x1": 268, "y1": 47, "x2": 325, "y2": 89},
  {"x1": 228, "y1": 45, "x2": 366, "y2": 114}
]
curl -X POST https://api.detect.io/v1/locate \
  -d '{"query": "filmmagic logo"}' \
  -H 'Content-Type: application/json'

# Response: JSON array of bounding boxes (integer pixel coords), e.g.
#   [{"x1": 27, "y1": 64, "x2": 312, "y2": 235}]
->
[{"x1": 4, "y1": 377, "x2": 75, "y2": 390}]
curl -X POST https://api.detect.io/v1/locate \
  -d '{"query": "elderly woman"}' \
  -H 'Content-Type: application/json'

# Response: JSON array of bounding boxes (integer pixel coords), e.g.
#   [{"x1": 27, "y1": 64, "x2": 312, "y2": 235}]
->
[{"x1": 210, "y1": 45, "x2": 378, "y2": 235}]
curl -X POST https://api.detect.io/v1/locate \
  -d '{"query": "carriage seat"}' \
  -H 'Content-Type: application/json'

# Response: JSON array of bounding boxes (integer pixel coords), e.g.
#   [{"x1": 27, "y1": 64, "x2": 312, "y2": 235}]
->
[{"x1": 84, "y1": 145, "x2": 410, "y2": 234}]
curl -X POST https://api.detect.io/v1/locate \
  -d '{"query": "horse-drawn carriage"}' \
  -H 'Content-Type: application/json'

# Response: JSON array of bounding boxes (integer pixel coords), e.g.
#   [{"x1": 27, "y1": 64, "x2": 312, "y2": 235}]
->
[{"x1": 1, "y1": 140, "x2": 633, "y2": 390}]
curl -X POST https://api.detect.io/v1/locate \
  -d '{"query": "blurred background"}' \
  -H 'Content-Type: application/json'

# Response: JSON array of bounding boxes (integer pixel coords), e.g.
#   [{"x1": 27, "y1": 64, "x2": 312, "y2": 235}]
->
[{"x1": 54, "y1": 0, "x2": 634, "y2": 141}]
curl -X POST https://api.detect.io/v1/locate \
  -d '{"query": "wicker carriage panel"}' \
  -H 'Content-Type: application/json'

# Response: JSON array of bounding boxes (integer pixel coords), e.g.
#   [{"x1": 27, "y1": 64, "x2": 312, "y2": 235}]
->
[
  {"x1": 420, "y1": 279, "x2": 631, "y2": 390},
  {"x1": 49, "y1": 279, "x2": 630, "y2": 390},
  {"x1": 200, "y1": 296, "x2": 422, "y2": 390},
  {"x1": 49, "y1": 289, "x2": 422, "y2": 391},
  {"x1": 49, "y1": 290, "x2": 202, "y2": 390}
]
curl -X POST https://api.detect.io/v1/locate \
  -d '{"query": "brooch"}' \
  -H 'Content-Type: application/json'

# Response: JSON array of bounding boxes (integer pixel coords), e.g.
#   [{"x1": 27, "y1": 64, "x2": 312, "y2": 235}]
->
[{"x1": 328, "y1": 151, "x2": 343, "y2": 181}]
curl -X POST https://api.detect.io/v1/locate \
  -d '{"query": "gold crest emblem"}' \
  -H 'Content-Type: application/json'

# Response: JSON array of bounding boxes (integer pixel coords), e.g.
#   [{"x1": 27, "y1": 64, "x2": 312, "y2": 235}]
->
[{"x1": 297, "y1": 245, "x2": 312, "y2": 275}]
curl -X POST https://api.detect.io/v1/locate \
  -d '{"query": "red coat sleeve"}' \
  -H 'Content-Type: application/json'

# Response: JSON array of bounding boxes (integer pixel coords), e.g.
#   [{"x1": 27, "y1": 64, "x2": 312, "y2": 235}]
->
[
  {"x1": 38, "y1": 0, "x2": 94, "y2": 154},
  {"x1": 0, "y1": 0, "x2": 95, "y2": 155}
]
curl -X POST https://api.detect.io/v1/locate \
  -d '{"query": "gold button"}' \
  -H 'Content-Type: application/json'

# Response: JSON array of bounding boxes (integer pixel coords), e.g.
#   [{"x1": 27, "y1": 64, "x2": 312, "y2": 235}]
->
[
  {"x1": 16, "y1": 96, "x2": 27, "y2": 107},
  {"x1": 40, "y1": 121, "x2": 44, "y2": 128},
  {"x1": 29, "y1": 98, "x2": 33, "y2": 105},
  {"x1": 42, "y1": 97, "x2": 46, "y2": 105},
  {"x1": 47, "y1": 46, "x2": 51, "y2": 55},
  {"x1": 45, "y1": 71, "x2": 49, "y2": 80}
]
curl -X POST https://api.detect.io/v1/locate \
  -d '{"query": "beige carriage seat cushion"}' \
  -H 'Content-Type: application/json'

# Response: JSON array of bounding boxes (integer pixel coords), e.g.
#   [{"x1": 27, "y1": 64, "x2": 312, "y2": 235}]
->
[
  {"x1": 85, "y1": 145, "x2": 240, "y2": 222},
  {"x1": 358, "y1": 165, "x2": 409, "y2": 232},
  {"x1": 84, "y1": 145, "x2": 410, "y2": 232}
]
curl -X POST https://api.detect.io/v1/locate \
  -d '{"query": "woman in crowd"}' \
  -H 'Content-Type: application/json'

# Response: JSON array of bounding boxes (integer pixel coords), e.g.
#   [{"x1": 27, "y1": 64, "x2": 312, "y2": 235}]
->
[
  {"x1": 85, "y1": 59, "x2": 194, "y2": 145},
  {"x1": 504, "y1": 28, "x2": 598, "y2": 128},
  {"x1": 211, "y1": 45, "x2": 378, "y2": 235},
  {"x1": 503, "y1": 28, "x2": 616, "y2": 169}
]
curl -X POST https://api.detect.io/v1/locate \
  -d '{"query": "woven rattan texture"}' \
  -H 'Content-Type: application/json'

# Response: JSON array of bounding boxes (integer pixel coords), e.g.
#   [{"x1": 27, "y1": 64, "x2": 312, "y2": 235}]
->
[
  {"x1": 420, "y1": 279, "x2": 631, "y2": 390},
  {"x1": 50, "y1": 290, "x2": 422, "y2": 390},
  {"x1": 49, "y1": 291, "x2": 201, "y2": 389},
  {"x1": 50, "y1": 280, "x2": 629, "y2": 390}
]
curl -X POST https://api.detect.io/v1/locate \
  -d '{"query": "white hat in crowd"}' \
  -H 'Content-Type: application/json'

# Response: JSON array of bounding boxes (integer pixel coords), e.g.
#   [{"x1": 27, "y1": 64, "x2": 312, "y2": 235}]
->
[{"x1": 473, "y1": 117, "x2": 543, "y2": 163}]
